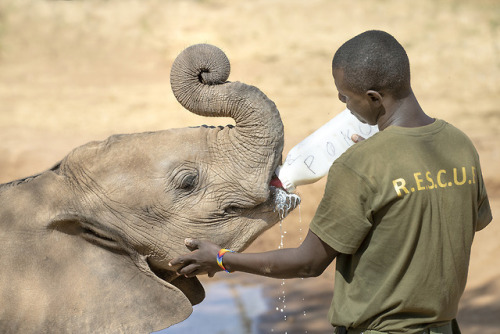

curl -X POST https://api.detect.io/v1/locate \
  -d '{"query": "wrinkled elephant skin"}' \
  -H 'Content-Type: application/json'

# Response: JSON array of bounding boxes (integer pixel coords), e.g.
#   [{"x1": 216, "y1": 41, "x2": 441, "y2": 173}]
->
[{"x1": 0, "y1": 44, "x2": 298, "y2": 333}]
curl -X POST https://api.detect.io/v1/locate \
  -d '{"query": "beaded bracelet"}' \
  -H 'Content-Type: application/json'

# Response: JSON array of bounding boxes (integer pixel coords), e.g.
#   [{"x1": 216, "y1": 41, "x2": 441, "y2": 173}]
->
[{"x1": 216, "y1": 248, "x2": 235, "y2": 273}]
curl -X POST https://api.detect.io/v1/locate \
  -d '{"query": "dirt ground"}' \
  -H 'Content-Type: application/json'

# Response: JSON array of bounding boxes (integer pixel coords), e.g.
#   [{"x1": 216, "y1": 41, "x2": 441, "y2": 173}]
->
[{"x1": 0, "y1": 0, "x2": 498, "y2": 333}]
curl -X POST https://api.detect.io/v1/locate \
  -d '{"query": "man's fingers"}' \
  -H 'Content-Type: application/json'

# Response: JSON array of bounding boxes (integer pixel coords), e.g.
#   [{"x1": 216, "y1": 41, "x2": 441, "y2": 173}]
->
[
  {"x1": 184, "y1": 238, "x2": 200, "y2": 250},
  {"x1": 168, "y1": 257, "x2": 182, "y2": 267},
  {"x1": 168, "y1": 238, "x2": 200, "y2": 266},
  {"x1": 178, "y1": 263, "x2": 203, "y2": 277},
  {"x1": 169, "y1": 254, "x2": 193, "y2": 267},
  {"x1": 351, "y1": 134, "x2": 366, "y2": 143}
]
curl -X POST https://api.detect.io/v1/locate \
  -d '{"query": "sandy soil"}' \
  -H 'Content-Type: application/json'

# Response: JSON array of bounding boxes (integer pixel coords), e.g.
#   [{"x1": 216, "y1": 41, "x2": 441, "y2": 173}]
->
[{"x1": 0, "y1": 0, "x2": 498, "y2": 332}]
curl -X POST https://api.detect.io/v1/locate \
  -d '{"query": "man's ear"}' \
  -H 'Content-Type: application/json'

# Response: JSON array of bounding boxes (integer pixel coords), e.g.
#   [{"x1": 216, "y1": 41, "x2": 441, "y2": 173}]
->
[{"x1": 366, "y1": 90, "x2": 383, "y2": 106}]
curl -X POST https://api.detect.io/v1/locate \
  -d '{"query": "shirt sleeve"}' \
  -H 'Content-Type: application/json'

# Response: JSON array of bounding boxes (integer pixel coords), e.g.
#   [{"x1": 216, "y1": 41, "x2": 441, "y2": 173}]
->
[
  {"x1": 309, "y1": 162, "x2": 374, "y2": 255},
  {"x1": 476, "y1": 168, "x2": 492, "y2": 231}
]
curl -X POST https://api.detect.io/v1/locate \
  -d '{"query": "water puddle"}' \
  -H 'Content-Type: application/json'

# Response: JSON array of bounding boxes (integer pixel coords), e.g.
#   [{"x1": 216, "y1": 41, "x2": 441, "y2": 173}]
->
[{"x1": 155, "y1": 280, "x2": 267, "y2": 334}]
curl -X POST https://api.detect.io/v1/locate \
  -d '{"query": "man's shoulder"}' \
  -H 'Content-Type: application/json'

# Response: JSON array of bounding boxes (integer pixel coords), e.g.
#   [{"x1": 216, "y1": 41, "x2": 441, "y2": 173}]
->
[{"x1": 336, "y1": 131, "x2": 386, "y2": 164}]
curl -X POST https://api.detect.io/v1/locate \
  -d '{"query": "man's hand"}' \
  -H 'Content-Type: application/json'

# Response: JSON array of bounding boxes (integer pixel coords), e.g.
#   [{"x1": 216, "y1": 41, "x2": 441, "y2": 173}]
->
[
  {"x1": 351, "y1": 134, "x2": 365, "y2": 143},
  {"x1": 169, "y1": 238, "x2": 222, "y2": 278}
]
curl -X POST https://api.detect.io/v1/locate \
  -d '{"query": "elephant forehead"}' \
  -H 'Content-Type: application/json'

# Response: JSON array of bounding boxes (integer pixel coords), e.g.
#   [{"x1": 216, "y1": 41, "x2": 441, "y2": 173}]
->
[{"x1": 64, "y1": 128, "x2": 215, "y2": 171}]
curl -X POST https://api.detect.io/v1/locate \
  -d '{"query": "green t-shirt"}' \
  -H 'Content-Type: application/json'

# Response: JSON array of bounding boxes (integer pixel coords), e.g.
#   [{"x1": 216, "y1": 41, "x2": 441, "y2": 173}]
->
[{"x1": 309, "y1": 119, "x2": 492, "y2": 333}]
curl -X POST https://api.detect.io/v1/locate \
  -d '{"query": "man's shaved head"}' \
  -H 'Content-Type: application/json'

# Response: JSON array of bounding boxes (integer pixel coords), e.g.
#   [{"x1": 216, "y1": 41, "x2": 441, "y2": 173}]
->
[{"x1": 332, "y1": 30, "x2": 411, "y2": 99}]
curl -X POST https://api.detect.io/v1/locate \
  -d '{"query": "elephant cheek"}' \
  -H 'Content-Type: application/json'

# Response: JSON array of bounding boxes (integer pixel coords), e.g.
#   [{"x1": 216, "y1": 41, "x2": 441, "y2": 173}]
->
[{"x1": 221, "y1": 217, "x2": 275, "y2": 251}]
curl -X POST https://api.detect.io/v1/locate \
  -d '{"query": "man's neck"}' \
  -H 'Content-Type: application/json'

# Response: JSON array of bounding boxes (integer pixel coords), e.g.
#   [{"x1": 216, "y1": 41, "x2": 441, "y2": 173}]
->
[{"x1": 377, "y1": 91, "x2": 434, "y2": 130}]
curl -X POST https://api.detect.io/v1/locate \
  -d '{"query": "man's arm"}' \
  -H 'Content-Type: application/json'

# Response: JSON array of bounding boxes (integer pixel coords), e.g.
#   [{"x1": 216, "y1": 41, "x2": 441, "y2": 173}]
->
[{"x1": 169, "y1": 229, "x2": 338, "y2": 279}]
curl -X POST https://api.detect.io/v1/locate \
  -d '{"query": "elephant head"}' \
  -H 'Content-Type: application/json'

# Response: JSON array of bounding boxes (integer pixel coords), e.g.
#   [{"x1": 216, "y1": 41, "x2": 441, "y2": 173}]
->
[{"x1": 0, "y1": 44, "x2": 299, "y2": 333}]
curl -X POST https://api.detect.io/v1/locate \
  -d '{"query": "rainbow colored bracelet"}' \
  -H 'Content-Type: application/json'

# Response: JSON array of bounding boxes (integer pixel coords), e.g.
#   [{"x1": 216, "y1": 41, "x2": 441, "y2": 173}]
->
[{"x1": 217, "y1": 248, "x2": 235, "y2": 273}]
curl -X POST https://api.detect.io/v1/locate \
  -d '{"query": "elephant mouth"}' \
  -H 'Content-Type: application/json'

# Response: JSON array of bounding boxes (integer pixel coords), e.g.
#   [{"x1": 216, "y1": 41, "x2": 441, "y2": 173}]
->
[
  {"x1": 79, "y1": 226, "x2": 205, "y2": 305},
  {"x1": 144, "y1": 256, "x2": 205, "y2": 305},
  {"x1": 145, "y1": 257, "x2": 176, "y2": 283}
]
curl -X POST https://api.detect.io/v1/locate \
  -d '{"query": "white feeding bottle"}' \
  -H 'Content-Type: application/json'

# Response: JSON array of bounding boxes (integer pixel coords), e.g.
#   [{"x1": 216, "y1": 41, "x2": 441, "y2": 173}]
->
[{"x1": 272, "y1": 108, "x2": 378, "y2": 192}]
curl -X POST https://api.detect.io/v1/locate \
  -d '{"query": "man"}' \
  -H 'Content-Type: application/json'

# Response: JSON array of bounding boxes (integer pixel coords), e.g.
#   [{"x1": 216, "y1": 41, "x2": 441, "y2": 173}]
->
[{"x1": 170, "y1": 30, "x2": 492, "y2": 333}]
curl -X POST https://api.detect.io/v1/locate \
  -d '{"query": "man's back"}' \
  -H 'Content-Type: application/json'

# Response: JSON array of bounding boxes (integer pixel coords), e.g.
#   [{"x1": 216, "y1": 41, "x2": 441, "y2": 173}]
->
[{"x1": 310, "y1": 119, "x2": 492, "y2": 333}]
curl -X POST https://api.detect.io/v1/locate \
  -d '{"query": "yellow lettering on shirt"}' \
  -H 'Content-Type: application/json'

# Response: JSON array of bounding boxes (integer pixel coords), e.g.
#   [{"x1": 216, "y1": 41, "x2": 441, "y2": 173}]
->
[
  {"x1": 437, "y1": 170, "x2": 447, "y2": 188},
  {"x1": 425, "y1": 171, "x2": 435, "y2": 189},
  {"x1": 393, "y1": 166, "x2": 475, "y2": 197},
  {"x1": 454, "y1": 167, "x2": 467, "y2": 186},
  {"x1": 414, "y1": 172, "x2": 426, "y2": 191},
  {"x1": 393, "y1": 178, "x2": 409, "y2": 197}
]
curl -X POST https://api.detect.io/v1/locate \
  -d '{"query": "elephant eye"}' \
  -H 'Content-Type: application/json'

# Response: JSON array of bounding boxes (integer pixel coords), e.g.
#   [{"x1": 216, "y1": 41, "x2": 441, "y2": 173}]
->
[
  {"x1": 178, "y1": 173, "x2": 198, "y2": 190},
  {"x1": 224, "y1": 206, "x2": 243, "y2": 215}
]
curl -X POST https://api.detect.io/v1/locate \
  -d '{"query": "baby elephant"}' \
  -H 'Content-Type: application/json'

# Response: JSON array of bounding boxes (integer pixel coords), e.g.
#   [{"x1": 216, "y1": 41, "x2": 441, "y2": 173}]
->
[{"x1": 0, "y1": 44, "x2": 298, "y2": 333}]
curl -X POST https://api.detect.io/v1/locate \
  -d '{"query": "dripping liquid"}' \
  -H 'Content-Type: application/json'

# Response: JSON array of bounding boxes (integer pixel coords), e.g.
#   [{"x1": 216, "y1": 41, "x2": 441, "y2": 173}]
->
[{"x1": 272, "y1": 188, "x2": 308, "y2": 333}]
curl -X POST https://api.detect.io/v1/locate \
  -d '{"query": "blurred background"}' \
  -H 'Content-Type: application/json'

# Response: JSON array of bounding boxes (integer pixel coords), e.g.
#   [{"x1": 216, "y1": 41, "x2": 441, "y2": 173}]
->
[{"x1": 0, "y1": 0, "x2": 498, "y2": 333}]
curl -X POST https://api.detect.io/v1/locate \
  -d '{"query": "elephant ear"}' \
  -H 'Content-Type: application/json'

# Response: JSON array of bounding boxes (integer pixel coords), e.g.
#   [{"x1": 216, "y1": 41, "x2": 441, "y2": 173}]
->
[{"x1": 32, "y1": 219, "x2": 195, "y2": 333}]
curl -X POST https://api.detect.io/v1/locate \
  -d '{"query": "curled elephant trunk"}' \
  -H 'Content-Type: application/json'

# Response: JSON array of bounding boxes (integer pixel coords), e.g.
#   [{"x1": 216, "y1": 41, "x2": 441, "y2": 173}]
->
[{"x1": 170, "y1": 44, "x2": 284, "y2": 200}]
